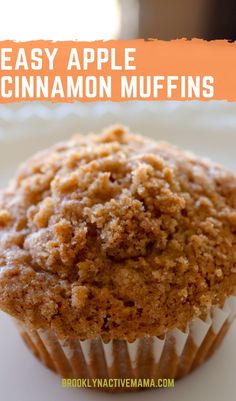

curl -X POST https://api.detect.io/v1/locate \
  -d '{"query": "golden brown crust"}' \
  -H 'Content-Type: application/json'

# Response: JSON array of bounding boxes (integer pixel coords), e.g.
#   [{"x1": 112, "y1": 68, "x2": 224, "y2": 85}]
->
[{"x1": 0, "y1": 126, "x2": 236, "y2": 340}]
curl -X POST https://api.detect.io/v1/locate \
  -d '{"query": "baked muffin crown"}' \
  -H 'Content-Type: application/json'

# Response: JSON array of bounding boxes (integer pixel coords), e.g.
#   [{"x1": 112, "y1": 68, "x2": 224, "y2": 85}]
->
[{"x1": 0, "y1": 126, "x2": 236, "y2": 340}]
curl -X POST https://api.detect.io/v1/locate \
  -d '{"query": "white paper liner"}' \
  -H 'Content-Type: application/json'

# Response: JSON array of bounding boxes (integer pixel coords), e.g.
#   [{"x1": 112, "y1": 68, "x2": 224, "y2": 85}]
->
[{"x1": 15, "y1": 294, "x2": 236, "y2": 390}]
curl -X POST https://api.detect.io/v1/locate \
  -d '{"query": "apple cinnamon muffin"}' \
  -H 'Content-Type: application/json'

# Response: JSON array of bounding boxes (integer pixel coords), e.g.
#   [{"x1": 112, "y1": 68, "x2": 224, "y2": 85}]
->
[{"x1": 0, "y1": 126, "x2": 236, "y2": 391}]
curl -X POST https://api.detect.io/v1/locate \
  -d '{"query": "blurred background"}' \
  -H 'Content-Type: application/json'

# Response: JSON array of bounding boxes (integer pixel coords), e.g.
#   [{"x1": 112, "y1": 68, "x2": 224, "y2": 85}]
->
[
  {"x1": 0, "y1": 0, "x2": 235, "y2": 185},
  {"x1": 1, "y1": 101, "x2": 236, "y2": 189},
  {"x1": 1, "y1": 0, "x2": 236, "y2": 41}
]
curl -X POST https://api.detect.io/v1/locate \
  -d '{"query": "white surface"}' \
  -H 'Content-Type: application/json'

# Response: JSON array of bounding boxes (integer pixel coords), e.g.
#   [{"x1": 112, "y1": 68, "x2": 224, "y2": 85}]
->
[{"x1": 0, "y1": 101, "x2": 236, "y2": 401}]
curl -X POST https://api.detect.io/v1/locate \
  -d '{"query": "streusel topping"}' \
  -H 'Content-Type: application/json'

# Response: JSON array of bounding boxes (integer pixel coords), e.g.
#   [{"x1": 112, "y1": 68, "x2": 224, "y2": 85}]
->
[{"x1": 0, "y1": 127, "x2": 236, "y2": 340}]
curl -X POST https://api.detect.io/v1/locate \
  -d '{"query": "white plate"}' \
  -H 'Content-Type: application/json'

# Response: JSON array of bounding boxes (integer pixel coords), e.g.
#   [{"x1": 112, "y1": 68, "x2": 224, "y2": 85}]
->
[{"x1": 0, "y1": 101, "x2": 236, "y2": 401}]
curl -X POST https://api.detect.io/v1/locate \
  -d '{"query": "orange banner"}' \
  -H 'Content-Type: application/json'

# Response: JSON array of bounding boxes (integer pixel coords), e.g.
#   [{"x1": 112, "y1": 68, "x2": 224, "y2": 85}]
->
[{"x1": 0, "y1": 40, "x2": 235, "y2": 102}]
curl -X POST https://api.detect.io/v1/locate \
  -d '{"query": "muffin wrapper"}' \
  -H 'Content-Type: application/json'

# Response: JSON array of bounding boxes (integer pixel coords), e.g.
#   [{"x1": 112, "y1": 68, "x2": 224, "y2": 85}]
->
[{"x1": 15, "y1": 295, "x2": 236, "y2": 389}]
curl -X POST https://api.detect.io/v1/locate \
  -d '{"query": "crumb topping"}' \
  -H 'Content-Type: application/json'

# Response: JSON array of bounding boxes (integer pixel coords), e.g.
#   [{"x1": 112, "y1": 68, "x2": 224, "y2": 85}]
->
[{"x1": 0, "y1": 126, "x2": 236, "y2": 340}]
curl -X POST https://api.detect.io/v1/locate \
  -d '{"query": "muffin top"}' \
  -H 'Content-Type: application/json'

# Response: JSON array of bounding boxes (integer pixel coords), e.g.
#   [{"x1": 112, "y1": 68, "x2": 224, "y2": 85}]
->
[{"x1": 0, "y1": 127, "x2": 236, "y2": 341}]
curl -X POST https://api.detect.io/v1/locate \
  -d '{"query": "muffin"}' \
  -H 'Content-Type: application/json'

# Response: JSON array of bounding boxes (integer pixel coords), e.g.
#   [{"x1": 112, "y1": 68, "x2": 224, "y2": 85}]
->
[{"x1": 0, "y1": 126, "x2": 236, "y2": 391}]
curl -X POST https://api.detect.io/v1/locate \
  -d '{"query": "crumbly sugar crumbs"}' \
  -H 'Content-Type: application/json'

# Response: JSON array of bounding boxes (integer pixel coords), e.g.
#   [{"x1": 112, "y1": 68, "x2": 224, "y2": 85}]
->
[{"x1": 0, "y1": 126, "x2": 236, "y2": 340}]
